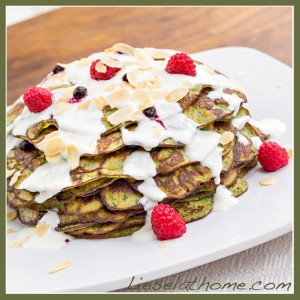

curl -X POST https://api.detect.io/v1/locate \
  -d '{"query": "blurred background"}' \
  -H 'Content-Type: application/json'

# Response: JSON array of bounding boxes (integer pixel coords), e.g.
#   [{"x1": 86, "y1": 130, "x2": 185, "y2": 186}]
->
[{"x1": 7, "y1": 6, "x2": 292, "y2": 105}]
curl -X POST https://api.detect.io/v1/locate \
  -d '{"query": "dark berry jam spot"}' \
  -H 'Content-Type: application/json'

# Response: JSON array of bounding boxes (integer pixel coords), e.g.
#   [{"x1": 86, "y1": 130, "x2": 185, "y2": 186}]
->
[
  {"x1": 122, "y1": 74, "x2": 129, "y2": 83},
  {"x1": 52, "y1": 65, "x2": 64, "y2": 74},
  {"x1": 143, "y1": 107, "x2": 157, "y2": 119},
  {"x1": 19, "y1": 140, "x2": 35, "y2": 151},
  {"x1": 65, "y1": 239, "x2": 70, "y2": 243},
  {"x1": 73, "y1": 86, "x2": 87, "y2": 99}
]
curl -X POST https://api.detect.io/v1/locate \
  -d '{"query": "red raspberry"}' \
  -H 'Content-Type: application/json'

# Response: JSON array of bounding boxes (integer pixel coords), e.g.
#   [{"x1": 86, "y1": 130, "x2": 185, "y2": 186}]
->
[
  {"x1": 258, "y1": 141, "x2": 289, "y2": 172},
  {"x1": 151, "y1": 203, "x2": 186, "y2": 241},
  {"x1": 90, "y1": 59, "x2": 121, "y2": 80},
  {"x1": 165, "y1": 53, "x2": 196, "y2": 76},
  {"x1": 23, "y1": 86, "x2": 53, "y2": 113}
]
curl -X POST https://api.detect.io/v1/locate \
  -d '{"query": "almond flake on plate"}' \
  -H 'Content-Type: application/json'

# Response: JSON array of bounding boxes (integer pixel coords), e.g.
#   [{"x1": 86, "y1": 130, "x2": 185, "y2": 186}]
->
[
  {"x1": 46, "y1": 154, "x2": 61, "y2": 163},
  {"x1": 77, "y1": 100, "x2": 91, "y2": 110},
  {"x1": 159, "y1": 242, "x2": 170, "y2": 248},
  {"x1": 93, "y1": 97, "x2": 107, "y2": 110},
  {"x1": 7, "y1": 210, "x2": 17, "y2": 221},
  {"x1": 95, "y1": 61, "x2": 107, "y2": 73},
  {"x1": 49, "y1": 260, "x2": 71, "y2": 274},
  {"x1": 220, "y1": 131, "x2": 234, "y2": 145},
  {"x1": 107, "y1": 106, "x2": 135, "y2": 125},
  {"x1": 165, "y1": 88, "x2": 189, "y2": 102},
  {"x1": 102, "y1": 84, "x2": 116, "y2": 92},
  {"x1": 36, "y1": 223, "x2": 50, "y2": 237},
  {"x1": 149, "y1": 49, "x2": 170, "y2": 60},
  {"x1": 9, "y1": 170, "x2": 22, "y2": 186},
  {"x1": 259, "y1": 177, "x2": 276, "y2": 186},
  {"x1": 6, "y1": 228, "x2": 14, "y2": 234},
  {"x1": 66, "y1": 144, "x2": 80, "y2": 171},
  {"x1": 9, "y1": 236, "x2": 30, "y2": 248},
  {"x1": 126, "y1": 71, "x2": 139, "y2": 87}
]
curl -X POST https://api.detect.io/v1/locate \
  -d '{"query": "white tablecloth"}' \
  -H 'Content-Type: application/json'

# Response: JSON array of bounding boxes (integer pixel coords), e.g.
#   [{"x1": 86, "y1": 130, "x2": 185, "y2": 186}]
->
[{"x1": 117, "y1": 232, "x2": 293, "y2": 293}]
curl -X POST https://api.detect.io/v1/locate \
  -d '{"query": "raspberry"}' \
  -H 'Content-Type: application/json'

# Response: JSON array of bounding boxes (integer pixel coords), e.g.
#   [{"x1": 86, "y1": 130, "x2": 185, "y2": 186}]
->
[
  {"x1": 151, "y1": 203, "x2": 186, "y2": 240},
  {"x1": 258, "y1": 141, "x2": 289, "y2": 172},
  {"x1": 90, "y1": 59, "x2": 121, "y2": 80},
  {"x1": 165, "y1": 53, "x2": 196, "y2": 76},
  {"x1": 23, "y1": 86, "x2": 53, "y2": 113}
]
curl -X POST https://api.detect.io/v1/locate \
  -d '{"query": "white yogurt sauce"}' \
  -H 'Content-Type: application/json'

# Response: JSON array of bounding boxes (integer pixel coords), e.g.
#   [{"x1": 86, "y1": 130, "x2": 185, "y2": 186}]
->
[
  {"x1": 213, "y1": 185, "x2": 238, "y2": 212},
  {"x1": 249, "y1": 118, "x2": 286, "y2": 138},
  {"x1": 236, "y1": 132, "x2": 249, "y2": 146},
  {"x1": 6, "y1": 135, "x2": 22, "y2": 155},
  {"x1": 251, "y1": 136, "x2": 262, "y2": 150},
  {"x1": 123, "y1": 151, "x2": 156, "y2": 180},
  {"x1": 185, "y1": 130, "x2": 223, "y2": 184},
  {"x1": 17, "y1": 211, "x2": 72, "y2": 251},
  {"x1": 231, "y1": 115, "x2": 251, "y2": 130},
  {"x1": 19, "y1": 158, "x2": 72, "y2": 203}
]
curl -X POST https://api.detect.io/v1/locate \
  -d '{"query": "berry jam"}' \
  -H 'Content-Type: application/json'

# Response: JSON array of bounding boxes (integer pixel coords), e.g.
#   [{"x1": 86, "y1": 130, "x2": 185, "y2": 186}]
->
[
  {"x1": 143, "y1": 107, "x2": 166, "y2": 129},
  {"x1": 65, "y1": 239, "x2": 70, "y2": 243},
  {"x1": 19, "y1": 140, "x2": 35, "y2": 151},
  {"x1": 122, "y1": 74, "x2": 129, "y2": 83},
  {"x1": 52, "y1": 65, "x2": 64, "y2": 74},
  {"x1": 73, "y1": 86, "x2": 87, "y2": 99},
  {"x1": 143, "y1": 107, "x2": 157, "y2": 119}
]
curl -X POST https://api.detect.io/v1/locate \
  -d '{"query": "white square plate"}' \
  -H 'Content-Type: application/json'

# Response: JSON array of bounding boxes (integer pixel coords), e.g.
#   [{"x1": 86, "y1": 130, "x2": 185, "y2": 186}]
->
[{"x1": 6, "y1": 47, "x2": 293, "y2": 293}]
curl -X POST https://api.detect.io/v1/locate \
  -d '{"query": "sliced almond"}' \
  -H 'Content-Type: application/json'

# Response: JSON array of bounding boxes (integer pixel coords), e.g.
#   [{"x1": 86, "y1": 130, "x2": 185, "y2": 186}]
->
[
  {"x1": 126, "y1": 71, "x2": 139, "y2": 87},
  {"x1": 107, "y1": 89, "x2": 130, "y2": 108},
  {"x1": 9, "y1": 235, "x2": 30, "y2": 248},
  {"x1": 113, "y1": 43, "x2": 135, "y2": 56},
  {"x1": 102, "y1": 84, "x2": 116, "y2": 92},
  {"x1": 101, "y1": 56, "x2": 124, "y2": 68},
  {"x1": 95, "y1": 61, "x2": 107, "y2": 73},
  {"x1": 183, "y1": 81, "x2": 193, "y2": 89},
  {"x1": 165, "y1": 88, "x2": 189, "y2": 102},
  {"x1": 46, "y1": 154, "x2": 61, "y2": 163},
  {"x1": 284, "y1": 145, "x2": 293, "y2": 159},
  {"x1": 93, "y1": 97, "x2": 107, "y2": 110},
  {"x1": 259, "y1": 177, "x2": 276, "y2": 186},
  {"x1": 54, "y1": 105, "x2": 70, "y2": 115},
  {"x1": 159, "y1": 242, "x2": 170, "y2": 248},
  {"x1": 220, "y1": 131, "x2": 234, "y2": 145},
  {"x1": 9, "y1": 170, "x2": 22, "y2": 186},
  {"x1": 148, "y1": 78, "x2": 161, "y2": 89},
  {"x1": 37, "y1": 131, "x2": 60, "y2": 148},
  {"x1": 49, "y1": 260, "x2": 71, "y2": 274},
  {"x1": 138, "y1": 60, "x2": 151, "y2": 70},
  {"x1": 151, "y1": 68, "x2": 164, "y2": 77},
  {"x1": 66, "y1": 144, "x2": 80, "y2": 171},
  {"x1": 7, "y1": 210, "x2": 17, "y2": 221},
  {"x1": 107, "y1": 106, "x2": 135, "y2": 125},
  {"x1": 136, "y1": 81, "x2": 147, "y2": 89},
  {"x1": 75, "y1": 57, "x2": 93, "y2": 67},
  {"x1": 6, "y1": 168, "x2": 16, "y2": 178},
  {"x1": 132, "y1": 90, "x2": 150, "y2": 102},
  {"x1": 151, "y1": 89, "x2": 169, "y2": 99},
  {"x1": 36, "y1": 223, "x2": 50, "y2": 237},
  {"x1": 149, "y1": 49, "x2": 169, "y2": 60},
  {"x1": 104, "y1": 47, "x2": 115, "y2": 53},
  {"x1": 7, "y1": 228, "x2": 14, "y2": 234},
  {"x1": 44, "y1": 138, "x2": 65, "y2": 156},
  {"x1": 77, "y1": 100, "x2": 91, "y2": 110},
  {"x1": 152, "y1": 128, "x2": 161, "y2": 139}
]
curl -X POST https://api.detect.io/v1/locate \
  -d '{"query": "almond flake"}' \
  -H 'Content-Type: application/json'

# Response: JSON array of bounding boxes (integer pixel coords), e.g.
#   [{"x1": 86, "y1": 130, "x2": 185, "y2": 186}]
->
[
  {"x1": 6, "y1": 168, "x2": 16, "y2": 178},
  {"x1": 220, "y1": 131, "x2": 234, "y2": 145},
  {"x1": 66, "y1": 144, "x2": 80, "y2": 171},
  {"x1": 36, "y1": 223, "x2": 50, "y2": 237},
  {"x1": 113, "y1": 43, "x2": 135, "y2": 56},
  {"x1": 183, "y1": 81, "x2": 193, "y2": 89},
  {"x1": 37, "y1": 131, "x2": 60, "y2": 148},
  {"x1": 165, "y1": 88, "x2": 189, "y2": 102},
  {"x1": 259, "y1": 177, "x2": 276, "y2": 186},
  {"x1": 159, "y1": 242, "x2": 170, "y2": 248},
  {"x1": 152, "y1": 128, "x2": 161, "y2": 139},
  {"x1": 9, "y1": 170, "x2": 22, "y2": 186},
  {"x1": 148, "y1": 79, "x2": 161, "y2": 89},
  {"x1": 49, "y1": 260, "x2": 71, "y2": 274},
  {"x1": 75, "y1": 58, "x2": 93, "y2": 67},
  {"x1": 136, "y1": 81, "x2": 147, "y2": 89},
  {"x1": 101, "y1": 56, "x2": 124, "y2": 68},
  {"x1": 126, "y1": 71, "x2": 139, "y2": 87},
  {"x1": 9, "y1": 236, "x2": 30, "y2": 248},
  {"x1": 104, "y1": 47, "x2": 115, "y2": 53},
  {"x1": 94, "y1": 97, "x2": 107, "y2": 110},
  {"x1": 7, "y1": 210, "x2": 17, "y2": 221},
  {"x1": 138, "y1": 61, "x2": 151, "y2": 70},
  {"x1": 284, "y1": 145, "x2": 293, "y2": 159},
  {"x1": 151, "y1": 68, "x2": 164, "y2": 77},
  {"x1": 7, "y1": 228, "x2": 14, "y2": 234},
  {"x1": 44, "y1": 138, "x2": 65, "y2": 156},
  {"x1": 46, "y1": 154, "x2": 61, "y2": 163},
  {"x1": 95, "y1": 61, "x2": 107, "y2": 73},
  {"x1": 132, "y1": 90, "x2": 150, "y2": 102},
  {"x1": 77, "y1": 100, "x2": 91, "y2": 110},
  {"x1": 107, "y1": 106, "x2": 135, "y2": 125},
  {"x1": 102, "y1": 84, "x2": 116, "y2": 92},
  {"x1": 54, "y1": 105, "x2": 70, "y2": 115},
  {"x1": 151, "y1": 89, "x2": 169, "y2": 99},
  {"x1": 149, "y1": 49, "x2": 169, "y2": 60},
  {"x1": 107, "y1": 89, "x2": 130, "y2": 108}
]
